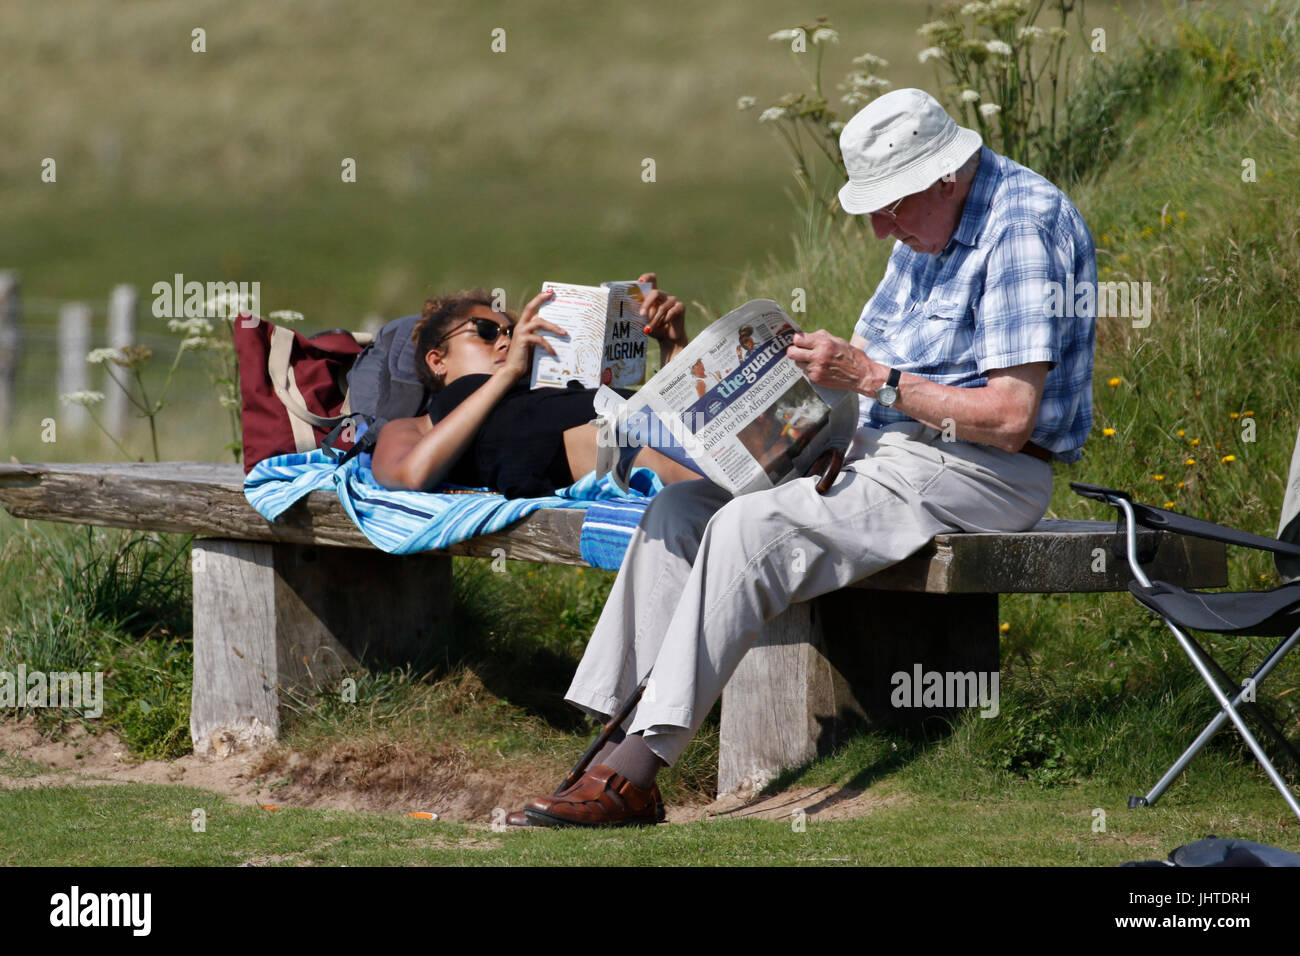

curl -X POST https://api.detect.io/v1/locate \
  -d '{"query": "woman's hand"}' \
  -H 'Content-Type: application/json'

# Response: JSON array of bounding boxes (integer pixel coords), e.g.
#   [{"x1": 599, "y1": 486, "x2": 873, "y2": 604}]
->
[
  {"x1": 501, "y1": 289, "x2": 566, "y2": 382},
  {"x1": 636, "y1": 272, "x2": 688, "y2": 361}
]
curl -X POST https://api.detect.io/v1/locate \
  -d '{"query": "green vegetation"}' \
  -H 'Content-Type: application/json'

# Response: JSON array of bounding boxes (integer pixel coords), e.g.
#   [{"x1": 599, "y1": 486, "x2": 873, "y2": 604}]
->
[{"x1": 3, "y1": 0, "x2": 1300, "y2": 864}]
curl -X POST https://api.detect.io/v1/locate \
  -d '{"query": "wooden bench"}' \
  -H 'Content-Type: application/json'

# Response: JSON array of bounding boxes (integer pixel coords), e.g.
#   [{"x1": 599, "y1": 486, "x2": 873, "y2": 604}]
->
[{"x1": 0, "y1": 461, "x2": 1229, "y2": 796}]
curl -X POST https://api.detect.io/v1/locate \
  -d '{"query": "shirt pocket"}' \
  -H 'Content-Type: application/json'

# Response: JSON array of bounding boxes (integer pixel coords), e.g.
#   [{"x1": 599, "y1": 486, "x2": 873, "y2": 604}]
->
[{"x1": 911, "y1": 295, "x2": 974, "y2": 366}]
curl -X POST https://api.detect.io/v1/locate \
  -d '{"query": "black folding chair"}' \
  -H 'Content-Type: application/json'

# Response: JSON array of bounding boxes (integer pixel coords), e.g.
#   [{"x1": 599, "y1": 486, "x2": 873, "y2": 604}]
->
[{"x1": 1072, "y1": 481, "x2": 1300, "y2": 821}]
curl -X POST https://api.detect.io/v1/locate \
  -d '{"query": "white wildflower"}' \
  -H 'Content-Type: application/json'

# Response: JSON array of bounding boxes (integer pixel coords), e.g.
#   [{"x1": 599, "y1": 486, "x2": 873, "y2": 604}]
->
[
  {"x1": 960, "y1": 2, "x2": 990, "y2": 15},
  {"x1": 960, "y1": 89, "x2": 981, "y2": 103},
  {"x1": 991, "y1": 0, "x2": 1028, "y2": 11},
  {"x1": 204, "y1": 291, "x2": 257, "y2": 318},
  {"x1": 758, "y1": 106, "x2": 787, "y2": 123},
  {"x1": 918, "y1": 21, "x2": 953, "y2": 39},
  {"x1": 828, "y1": 121, "x2": 845, "y2": 133},
  {"x1": 841, "y1": 91, "x2": 871, "y2": 108},
  {"x1": 979, "y1": 103, "x2": 1002, "y2": 117},
  {"x1": 1048, "y1": 26, "x2": 1069, "y2": 40},
  {"x1": 218, "y1": 393, "x2": 240, "y2": 409},
  {"x1": 179, "y1": 336, "x2": 217, "y2": 352},
  {"x1": 812, "y1": 27, "x2": 839, "y2": 44},
  {"x1": 852, "y1": 53, "x2": 889, "y2": 68},
  {"x1": 60, "y1": 390, "x2": 105, "y2": 407},
  {"x1": 768, "y1": 28, "x2": 804, "y2": 42},
  {"x1": 86, "y1": 348, "x2": 124, "y2": 365},
  {"x1": 268, "y1": 310, "x2": 305, "y2": 323},
  {"x1": 737, "y1": 96, "x2": 757, "y2": 111},
  {"x1": 985, "y1": 40, "x2": 1013, "y2": 56},
  {"x1": 918, "y1": 46, "x2": 945, "y2": 64},
  {"x1": 1017, "y1": 25, "x2": 1046, "y2": 41},
  {"x1": 167, "y1": 317, "x2": 213, "y2": 335},
  {"x1": 843, "y1": 72, "x2": 891, "y2": 91}
]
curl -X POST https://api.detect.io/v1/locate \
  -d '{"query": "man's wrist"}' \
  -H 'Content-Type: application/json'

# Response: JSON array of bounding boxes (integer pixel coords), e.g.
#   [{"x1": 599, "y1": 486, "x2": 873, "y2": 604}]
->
[{"x1": 858, "y1": 358, "x2": 887, "y2": 397}]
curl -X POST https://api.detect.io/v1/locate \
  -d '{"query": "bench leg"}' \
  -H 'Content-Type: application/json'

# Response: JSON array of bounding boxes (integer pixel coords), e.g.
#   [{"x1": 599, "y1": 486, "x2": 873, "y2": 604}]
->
[
  {"x1": 189, "y1": 539, "x2": 452, "y2": 756},
  {"x1": 717, "y1": 592, "x2": 999, "y2": 797}
]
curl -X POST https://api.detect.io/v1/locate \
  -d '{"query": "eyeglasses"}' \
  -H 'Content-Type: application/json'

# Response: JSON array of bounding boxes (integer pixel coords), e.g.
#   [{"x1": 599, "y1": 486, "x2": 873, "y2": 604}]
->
[
  {"x1": 869, "y1": 194, "x2": 908, "y2": 220},
  {"x1": 434, "y1": 317, "x2": 514, "y2": 346}
]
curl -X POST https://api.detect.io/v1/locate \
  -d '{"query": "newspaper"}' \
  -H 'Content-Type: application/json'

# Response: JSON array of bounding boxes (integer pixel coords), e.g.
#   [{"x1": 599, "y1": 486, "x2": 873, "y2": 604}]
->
[
  {"x1": 591, "y1": 299, "x2": 858, "y2": 496},
  {"x1": 530, "y1": 281, "x2": 652, "y2": 389}
]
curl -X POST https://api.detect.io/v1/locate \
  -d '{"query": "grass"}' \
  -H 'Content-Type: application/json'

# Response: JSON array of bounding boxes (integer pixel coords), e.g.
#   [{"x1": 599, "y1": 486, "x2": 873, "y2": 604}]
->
[
  {"x1": 1, "y1": 744, "x2": 1293, "y2": 866},
  {"x1": 4, "y1": 0, "x2": 1300, "y2": 865}
]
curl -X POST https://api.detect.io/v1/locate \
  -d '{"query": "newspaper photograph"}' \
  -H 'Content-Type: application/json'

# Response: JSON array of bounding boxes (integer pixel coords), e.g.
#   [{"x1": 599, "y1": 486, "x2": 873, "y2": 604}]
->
[{"x1": 593, "y1": 299, "x2": 858, "y2": 497}]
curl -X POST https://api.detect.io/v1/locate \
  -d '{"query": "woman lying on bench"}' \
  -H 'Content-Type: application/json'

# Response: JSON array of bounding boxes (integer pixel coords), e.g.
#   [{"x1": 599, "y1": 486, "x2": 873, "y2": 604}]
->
[{"x1": 370, "y1": 273, "x2": 702, "y2": 498}]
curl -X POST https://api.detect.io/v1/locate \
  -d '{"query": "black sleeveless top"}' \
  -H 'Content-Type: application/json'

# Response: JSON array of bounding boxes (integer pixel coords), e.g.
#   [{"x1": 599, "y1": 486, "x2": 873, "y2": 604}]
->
[{"x1": 429, "y1": 375, "x2": 634, "y2": 499}]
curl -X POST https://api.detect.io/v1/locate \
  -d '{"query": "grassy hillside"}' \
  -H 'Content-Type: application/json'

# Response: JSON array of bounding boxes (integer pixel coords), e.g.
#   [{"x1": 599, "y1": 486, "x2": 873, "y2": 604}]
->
[{"x1": 0, "y1": 0, "x2": 1146, "y2": 464}]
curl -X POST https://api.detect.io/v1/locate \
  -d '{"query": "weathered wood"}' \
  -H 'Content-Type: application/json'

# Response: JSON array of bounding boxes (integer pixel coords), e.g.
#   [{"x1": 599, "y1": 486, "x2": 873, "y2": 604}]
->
[
  {"x1": 0, "y1": 462, "x2": 1229, "y2": 590},
  {"x1": 717, "y1": 591, "x2": 1000, "y2": 797},
  {"x1": 0, "y1": 271, "x2": 19, "y2": 429},
  {"x1": 718, "y1": 603, "x2": 839, "y2": 796},
  {"x1": 190, "y1": 538, "x2": 452, "y2": 755},
  {"x1": 0, "y1": 461, "x2": 590, "y2": 562}
]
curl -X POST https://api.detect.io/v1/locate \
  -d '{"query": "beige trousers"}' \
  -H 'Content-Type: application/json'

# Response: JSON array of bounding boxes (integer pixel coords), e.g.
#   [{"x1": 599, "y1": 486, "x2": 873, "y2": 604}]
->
[{"x1": 565, "y1": 420, "x2": 1054, "y2": 765}]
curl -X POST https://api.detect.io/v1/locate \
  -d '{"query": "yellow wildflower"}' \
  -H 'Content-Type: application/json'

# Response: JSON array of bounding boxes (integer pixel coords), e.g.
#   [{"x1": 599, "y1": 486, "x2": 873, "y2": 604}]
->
[
  {"x1": 1190, "y1": 438, "x2": 1200, "y2": 447},
  {"x1": 1103, "y1": 427, "x2": 1116, "y2": 437},
  {"x1": 1107, "y1": 377, "x2": 1122, "y2": 387},
  {"x1": 999, "y1": 622, "x2": 1011, "y2": 633},
  {"x1": 1153, "y1": 474, "x2": 1165, "y2": 481},
  {"x1": 1229, "y1": 412, "x2": 1239, "y2": 419},
  {"x1": 1185, "y1": 458, "x2": 1196, "y2": 465},
  {"x1": 1177, "y1": 429, "x2": 1186, "y2": 437},
  {"x1": 1221, "y1": 454, "x2": 1236, "y2": 463},
  {"x1": 1164, "y1": 501, "x2": 1175, "y2": 508}
]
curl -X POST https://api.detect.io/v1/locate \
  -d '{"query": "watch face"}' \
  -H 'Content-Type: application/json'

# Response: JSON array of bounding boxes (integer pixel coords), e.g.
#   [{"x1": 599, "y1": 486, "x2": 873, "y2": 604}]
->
[{"x1": 877, "y1": 384, "x2": 898, "y2": 407}]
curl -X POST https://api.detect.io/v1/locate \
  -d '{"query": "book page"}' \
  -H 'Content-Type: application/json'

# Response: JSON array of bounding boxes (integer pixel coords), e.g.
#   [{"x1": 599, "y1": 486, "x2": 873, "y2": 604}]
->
[{"x1": 530, "y1": 282, "x2": 610, "y2": 389}]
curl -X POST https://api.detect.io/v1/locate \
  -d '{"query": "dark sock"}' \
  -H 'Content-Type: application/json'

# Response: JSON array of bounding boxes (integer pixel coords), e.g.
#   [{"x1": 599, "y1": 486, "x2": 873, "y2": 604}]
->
[
  {"x1": 602, "y1": 733, "x2": 666, "y2": 790},
  {"x1": 588, "y1": 726, "x2": 626, "y2": 771}
]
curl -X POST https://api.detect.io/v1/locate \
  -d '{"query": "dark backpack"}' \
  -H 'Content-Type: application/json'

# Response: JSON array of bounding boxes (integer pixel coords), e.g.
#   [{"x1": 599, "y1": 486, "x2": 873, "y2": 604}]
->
[{"x1": 321, "y1": 314, "x2": 433, "y2": 464}]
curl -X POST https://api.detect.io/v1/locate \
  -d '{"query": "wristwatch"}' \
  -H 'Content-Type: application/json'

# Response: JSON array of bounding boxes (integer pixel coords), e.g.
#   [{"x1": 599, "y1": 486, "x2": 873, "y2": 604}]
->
[{"x1": 876, "y1": 367, "x2": 901, "y2": 407}]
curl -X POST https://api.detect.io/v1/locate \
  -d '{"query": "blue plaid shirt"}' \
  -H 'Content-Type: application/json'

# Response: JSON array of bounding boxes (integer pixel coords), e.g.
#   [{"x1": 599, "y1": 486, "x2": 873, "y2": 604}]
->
[{"x1": 852, "y1": 146, "x2": 1097, "y2": 463}]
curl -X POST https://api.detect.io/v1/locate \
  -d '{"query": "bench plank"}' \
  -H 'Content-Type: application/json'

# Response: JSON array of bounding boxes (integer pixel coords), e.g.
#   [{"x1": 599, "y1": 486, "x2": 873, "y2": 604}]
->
[{"x1": 0, "y1": 462, "x2": 1228, "y2": 593}]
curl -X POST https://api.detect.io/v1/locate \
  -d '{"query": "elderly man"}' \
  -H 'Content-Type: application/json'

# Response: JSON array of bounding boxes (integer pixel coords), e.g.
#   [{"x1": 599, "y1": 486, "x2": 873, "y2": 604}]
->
[{"x1": 518, "y1": 88, "x2": 1097, "y2": 826}]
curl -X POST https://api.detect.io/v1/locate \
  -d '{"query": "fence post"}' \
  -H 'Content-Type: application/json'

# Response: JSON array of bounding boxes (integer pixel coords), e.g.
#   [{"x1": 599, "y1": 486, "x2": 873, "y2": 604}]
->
[
  {"x1": 0, "y1": 272, "x2": 19, "y2": 431},
  {"x1": 58, "y1": 302, "x2": 92, "y2": 435},
  {"x1": 105, "y1": 284, "x2": 137, "y2": 436}
]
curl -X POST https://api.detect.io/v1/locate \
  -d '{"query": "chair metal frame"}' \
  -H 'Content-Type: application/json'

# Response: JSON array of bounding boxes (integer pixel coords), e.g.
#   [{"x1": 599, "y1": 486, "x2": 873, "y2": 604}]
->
[{"x1": 1073, "y1": 481, "x2": 1300, "y2": 822}]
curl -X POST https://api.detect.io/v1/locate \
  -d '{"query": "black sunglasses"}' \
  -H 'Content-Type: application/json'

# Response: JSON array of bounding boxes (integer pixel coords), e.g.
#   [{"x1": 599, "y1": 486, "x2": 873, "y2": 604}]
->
[{"x1": 434, "y1": 317, "x2": 514, "y2": 346}]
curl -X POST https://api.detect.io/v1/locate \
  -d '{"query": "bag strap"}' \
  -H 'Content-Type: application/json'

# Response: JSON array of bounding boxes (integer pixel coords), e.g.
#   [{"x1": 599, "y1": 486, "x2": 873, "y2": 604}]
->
[{"x1": 268, "y1": 324, "x2": 367, "y2": 452}]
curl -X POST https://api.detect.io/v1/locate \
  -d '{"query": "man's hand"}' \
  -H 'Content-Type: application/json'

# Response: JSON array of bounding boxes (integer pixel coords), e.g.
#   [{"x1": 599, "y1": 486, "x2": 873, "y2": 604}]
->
[{"x1": 786, "y1": 330, "x2": 884, "y2": 395}]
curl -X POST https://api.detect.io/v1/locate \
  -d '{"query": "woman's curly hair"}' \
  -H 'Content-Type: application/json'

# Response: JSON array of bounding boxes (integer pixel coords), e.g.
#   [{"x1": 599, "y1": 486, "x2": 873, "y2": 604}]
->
[{"x1": 411, "y1": 289, "x2": 513, "y2": 392}]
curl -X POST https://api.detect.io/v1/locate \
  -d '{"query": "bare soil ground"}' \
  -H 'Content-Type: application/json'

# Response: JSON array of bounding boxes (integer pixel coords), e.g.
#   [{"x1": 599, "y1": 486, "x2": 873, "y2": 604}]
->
[{"x1": 0, "y1": 716, "x2": 904, "y2": 825}]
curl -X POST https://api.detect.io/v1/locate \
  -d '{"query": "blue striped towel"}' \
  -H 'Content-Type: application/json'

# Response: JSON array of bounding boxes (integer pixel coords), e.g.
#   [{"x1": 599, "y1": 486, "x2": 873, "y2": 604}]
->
[{"x1": 243, "y1": 448, "x2": 662, "y2": 570}]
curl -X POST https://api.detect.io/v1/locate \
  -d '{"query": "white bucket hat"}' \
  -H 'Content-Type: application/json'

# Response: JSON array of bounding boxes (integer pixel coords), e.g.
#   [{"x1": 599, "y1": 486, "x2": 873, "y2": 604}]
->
[{"x1": 837, "y1": 88, "x2": 982, "y2": 215}]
